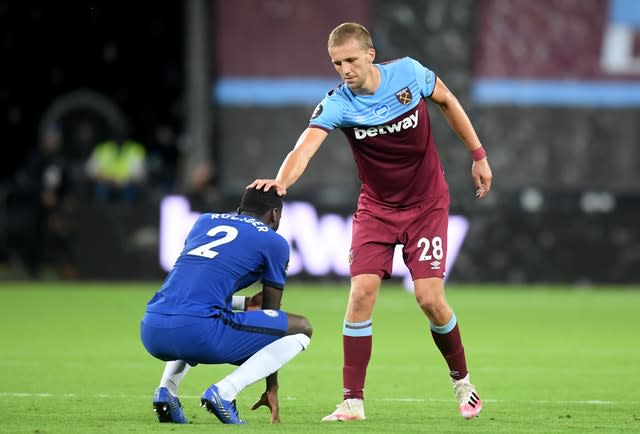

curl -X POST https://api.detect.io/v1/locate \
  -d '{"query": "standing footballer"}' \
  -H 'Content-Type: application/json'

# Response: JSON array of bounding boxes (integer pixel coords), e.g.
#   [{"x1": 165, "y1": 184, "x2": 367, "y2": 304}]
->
[{"x1": 250, "y1": 22, "x2": 492, "y2": 421}]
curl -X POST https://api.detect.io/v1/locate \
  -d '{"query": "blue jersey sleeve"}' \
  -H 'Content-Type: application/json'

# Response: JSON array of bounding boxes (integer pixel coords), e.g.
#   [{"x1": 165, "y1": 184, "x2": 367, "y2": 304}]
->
[
  {"x1": 261, "y1": 233, "x2": 290, "y2": 289},
  {"x1": 409, "y1": 57, "x2": 436, "y2": 98}
]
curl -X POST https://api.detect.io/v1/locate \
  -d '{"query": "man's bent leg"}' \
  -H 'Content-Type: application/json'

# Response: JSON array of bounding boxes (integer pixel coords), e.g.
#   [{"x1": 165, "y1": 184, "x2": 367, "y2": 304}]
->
[
  {"x1": 191, "y1": 309, "x2": 307, "y2": 424},
  {"x1": 202, "y1": 333, "x2": 310, "y2": 424},
  {"x1": 414, "y1": 278, "x2": 468, "y2": 379},
  {"x1": 414, "y1": 277, "x2": 482, "y2": 419},
  {"x1": 213, "y1": 333, "x2": 310, "y2": 401}
]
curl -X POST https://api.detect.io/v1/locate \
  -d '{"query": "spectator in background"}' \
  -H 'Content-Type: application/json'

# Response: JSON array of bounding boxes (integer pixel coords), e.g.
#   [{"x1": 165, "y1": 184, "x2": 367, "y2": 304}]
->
[
  {"x1": 18, "y1": 124, "x2": 77, "y2": 279},
  {"x1": 85, "y1": 135, "x2": 147, "y2": 202}
]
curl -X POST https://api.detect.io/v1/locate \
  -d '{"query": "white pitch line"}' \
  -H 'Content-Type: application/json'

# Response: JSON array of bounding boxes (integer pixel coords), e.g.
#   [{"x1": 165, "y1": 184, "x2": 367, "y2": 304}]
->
[
  {"x1": 378, "y1": 398, "x2": 634, "y2": 405},
  {"x1": 0, "y1": 392, "x2": 298, "y2": 401},
  {"x1": 0, "y1": 392, "x2": 637, "y2": 405}
]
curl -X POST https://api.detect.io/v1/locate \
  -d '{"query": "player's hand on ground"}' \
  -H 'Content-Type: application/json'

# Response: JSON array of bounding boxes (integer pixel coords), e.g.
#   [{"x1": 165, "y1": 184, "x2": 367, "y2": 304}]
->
[
  {"x1": 251, "y1": 389, "x2": 280, "y2": 423},
  {"x1": 246, "y1": 291, "x2": 263, "y2": 311},
  {"x1": 471, "y1": 158, "x2": 493, "y2": 199},
  {"x1": 247, "y1": 179, "x2": 287, "y2": 197}
]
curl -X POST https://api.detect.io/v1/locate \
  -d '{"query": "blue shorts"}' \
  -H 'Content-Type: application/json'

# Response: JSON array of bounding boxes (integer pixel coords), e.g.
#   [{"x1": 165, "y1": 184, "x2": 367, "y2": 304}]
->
[{"x1": 140, "y1": 309, "x2": 289, "y2": 366}]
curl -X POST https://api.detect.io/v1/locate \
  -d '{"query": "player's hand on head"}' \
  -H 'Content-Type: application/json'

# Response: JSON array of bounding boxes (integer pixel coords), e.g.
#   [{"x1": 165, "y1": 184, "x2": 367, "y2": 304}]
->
[
  {"x1": 246, "y1": 179, "x2": 287, "y2": 197},
  {"x1": 472, "y1": 158, "x2": 492, "y2": 199},
  {"x1": 251, "y1": 389, "x2": 280, "y2": 424}
]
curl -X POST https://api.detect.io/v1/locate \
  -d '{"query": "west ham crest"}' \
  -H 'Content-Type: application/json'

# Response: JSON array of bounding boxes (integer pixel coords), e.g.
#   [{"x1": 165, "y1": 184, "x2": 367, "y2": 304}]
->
[{"x1": 395, "y1": 87, "x2": 413, "y2": 105}]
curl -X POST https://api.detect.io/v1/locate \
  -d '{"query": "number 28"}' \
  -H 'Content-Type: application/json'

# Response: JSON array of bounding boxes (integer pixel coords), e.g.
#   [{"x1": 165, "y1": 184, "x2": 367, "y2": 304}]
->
[{"x1": 417, "y1": 236, "x2": 443, "y2": 261}]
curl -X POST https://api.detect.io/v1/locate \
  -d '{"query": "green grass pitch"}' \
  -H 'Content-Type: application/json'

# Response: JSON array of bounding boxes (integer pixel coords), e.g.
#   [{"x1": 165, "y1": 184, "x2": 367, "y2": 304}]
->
[{"x1": 1, "y1": 281, "x2": 639, "y2": 433}]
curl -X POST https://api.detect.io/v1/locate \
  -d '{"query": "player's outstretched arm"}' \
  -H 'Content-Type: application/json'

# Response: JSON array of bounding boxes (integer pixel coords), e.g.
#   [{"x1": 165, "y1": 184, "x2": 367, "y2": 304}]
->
[{"x1": 247, "y1": 127, "x2": 328, "y2": 196}]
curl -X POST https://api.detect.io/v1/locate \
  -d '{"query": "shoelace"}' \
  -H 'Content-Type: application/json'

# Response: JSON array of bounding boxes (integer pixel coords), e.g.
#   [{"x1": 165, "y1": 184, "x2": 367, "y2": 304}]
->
[
  {"x1": 454, "y1": 381, "x2": 476, "y2": 404},
  {"x1": 334, "y1": 399, "x2": 361, "y2": 414},
  {"x1": 340, "y1": 401, "x2": 353, "y2": 412}
]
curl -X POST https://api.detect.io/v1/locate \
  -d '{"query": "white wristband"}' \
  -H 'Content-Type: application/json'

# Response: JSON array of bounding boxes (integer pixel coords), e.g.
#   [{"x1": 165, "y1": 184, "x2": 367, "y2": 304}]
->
[{"x1": 231, "y1": 295, "x2": 246, "y2": 311}]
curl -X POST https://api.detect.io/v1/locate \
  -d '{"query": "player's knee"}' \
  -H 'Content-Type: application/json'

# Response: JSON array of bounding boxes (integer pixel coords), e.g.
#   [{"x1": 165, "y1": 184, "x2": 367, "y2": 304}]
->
[
  {"x1": 290, "y1": 316, "x2": 313, "y2": 338},
  {"x1": 415, "y1": 291, "x2": 444, "y2": 315},
  {"x1": 414, "y1": 279, "x2": 446, "y2": 314},
  {"x1": 349, "y1": 287, "x2": 376, "y2": 307}
]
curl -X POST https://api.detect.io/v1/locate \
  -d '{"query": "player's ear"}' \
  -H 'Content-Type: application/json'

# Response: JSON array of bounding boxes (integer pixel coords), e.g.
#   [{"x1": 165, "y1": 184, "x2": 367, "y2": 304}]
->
[
  {"x1": 271, "y1": 207, "x2": 280, "y2": 222},
  {"x1": 269, "y1": 207, "x2": 281, "y2": 229},
  {"x1": 368, "y1": 47, "x2": 376, "y2": 63}
]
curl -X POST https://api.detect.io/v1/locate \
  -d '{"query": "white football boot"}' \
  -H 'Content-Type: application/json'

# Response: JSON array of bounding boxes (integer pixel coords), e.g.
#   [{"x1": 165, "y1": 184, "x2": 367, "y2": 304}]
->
[
  {"x1": 453, "y1": 374, "x2": 483, "y2": 419},
  {"x1": 321, "y1": 398, "x2": 366, "y2": 421}
]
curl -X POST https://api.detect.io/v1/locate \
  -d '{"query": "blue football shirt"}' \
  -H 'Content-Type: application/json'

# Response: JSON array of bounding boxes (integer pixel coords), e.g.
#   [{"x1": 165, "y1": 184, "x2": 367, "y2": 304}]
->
[{"x1": 146, "y1": 213, "x2": 289, "y2": 317}]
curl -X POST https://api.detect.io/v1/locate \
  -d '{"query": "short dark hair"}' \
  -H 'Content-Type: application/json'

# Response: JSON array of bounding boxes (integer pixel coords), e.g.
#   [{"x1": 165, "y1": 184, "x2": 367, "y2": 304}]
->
[{"x1": 238, "y1": 187, "x2": 282, "y2": 216}]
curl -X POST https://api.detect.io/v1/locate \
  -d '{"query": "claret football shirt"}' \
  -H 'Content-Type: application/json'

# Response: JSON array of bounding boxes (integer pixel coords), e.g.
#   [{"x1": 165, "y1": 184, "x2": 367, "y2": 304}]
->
[{"x1": 310, "y1": 57, "x2": 449, "y2": 207}]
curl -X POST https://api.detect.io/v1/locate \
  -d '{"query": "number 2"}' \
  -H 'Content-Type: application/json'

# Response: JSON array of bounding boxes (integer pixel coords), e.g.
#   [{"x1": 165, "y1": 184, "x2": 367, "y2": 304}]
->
[{"x1": 187, "y1": 225, "x2": 238, "y2": 259}]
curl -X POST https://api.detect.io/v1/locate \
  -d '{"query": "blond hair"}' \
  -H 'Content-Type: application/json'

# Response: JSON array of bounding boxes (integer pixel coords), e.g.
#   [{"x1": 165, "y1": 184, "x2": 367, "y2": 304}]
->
[{"x1": 328, "y1": 22, "x2": 373, "y2": 50}]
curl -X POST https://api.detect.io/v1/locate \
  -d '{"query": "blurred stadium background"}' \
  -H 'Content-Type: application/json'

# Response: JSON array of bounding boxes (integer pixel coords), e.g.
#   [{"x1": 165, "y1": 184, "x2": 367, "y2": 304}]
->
[{"x1": 1, "y1": 0, "x2": 639, "y2": 285}]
